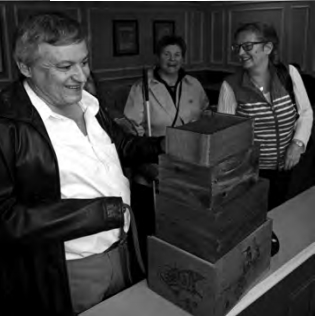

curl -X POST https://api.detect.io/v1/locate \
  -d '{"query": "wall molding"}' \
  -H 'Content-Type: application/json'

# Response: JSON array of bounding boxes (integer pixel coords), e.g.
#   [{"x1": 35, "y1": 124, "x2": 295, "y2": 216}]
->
[
  {"x1": 94, "y1": 65, "x2": 151, "y2": 74},
  {"x1": 87, "y1": 7, "x2": 93, "y2": 68},
  {"x1": 0, "y1": 5, "x2": 12, "y2": 82},
  {"x1": 184, "y1": 11, "x2": 189, "y2": 65},
  {"x1": 88, "y1": 6, "x2": 189, "y2": 14},
  {"x1": 290, "y1": 5, "x2": 309, "y2": 71},
  {"x1": 210, "y1": 10, "x2": 225, "y2": 65},
  {"x1": 98, "y1": 66, "x2": 215, "y2": 82},
  {"x1": 190, "y1": 11, "x2": 204, "y2": 65},
  {"x1": 13, "y1": 4, "x2": 81, "y2": 26}
]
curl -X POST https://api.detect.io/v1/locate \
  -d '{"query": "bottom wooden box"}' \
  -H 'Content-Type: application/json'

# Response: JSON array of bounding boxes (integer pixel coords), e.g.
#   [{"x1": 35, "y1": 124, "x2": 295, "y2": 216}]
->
[{"x1": 148, "y1": 219, "x2": 272, "y2": 316}]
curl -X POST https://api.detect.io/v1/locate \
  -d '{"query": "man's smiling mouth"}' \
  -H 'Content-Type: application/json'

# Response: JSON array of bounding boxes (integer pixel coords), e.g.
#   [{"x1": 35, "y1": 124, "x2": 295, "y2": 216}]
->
[{"x1": 65, "y1": 85, "x2": 82, "y2": 90}]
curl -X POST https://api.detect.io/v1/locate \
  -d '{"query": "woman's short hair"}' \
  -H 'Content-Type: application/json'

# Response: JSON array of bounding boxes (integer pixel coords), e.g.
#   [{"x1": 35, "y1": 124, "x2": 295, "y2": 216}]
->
[
  {"x1": 13, "y1": 12, "x2": 86, "y2": 66},
  {"x1": 234, "y1": 22, "x2": 280, "y2": 64},
  {"x1": 155, "y1": 35, "x2": 187, "y2": 57}
]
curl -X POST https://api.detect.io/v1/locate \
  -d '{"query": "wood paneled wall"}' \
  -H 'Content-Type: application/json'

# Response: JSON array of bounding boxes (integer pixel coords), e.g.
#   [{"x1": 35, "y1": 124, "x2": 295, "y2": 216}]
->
[
  {"x1": 0, "y1": 1, "x2": 314, "y2": 90},
  {"x1": 205, "y1": 1, "x2": 315, "y2": 73}
]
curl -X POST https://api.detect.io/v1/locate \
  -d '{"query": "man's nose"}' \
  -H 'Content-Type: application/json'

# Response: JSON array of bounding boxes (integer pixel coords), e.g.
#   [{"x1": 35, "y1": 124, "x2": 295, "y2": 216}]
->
[{"x1": 72, "y1": 65, "x2": 88, "y2": 82}]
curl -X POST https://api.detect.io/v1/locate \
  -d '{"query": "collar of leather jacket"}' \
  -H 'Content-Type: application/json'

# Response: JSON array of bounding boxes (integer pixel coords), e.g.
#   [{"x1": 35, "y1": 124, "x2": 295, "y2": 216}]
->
[{"x1": 0, "y1": 79, "x2": 36, "y2": 122}]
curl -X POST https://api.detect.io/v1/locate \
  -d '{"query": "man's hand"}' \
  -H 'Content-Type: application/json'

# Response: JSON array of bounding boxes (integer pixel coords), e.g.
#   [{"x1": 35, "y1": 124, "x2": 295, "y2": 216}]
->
[
  {"x1": 114, "y1": 116, "x2": 141, "y2": 136},
  {"x1": 284, "y1": 141, "x2": 304, "y2": 170},
  {"x1": 122, "y1": 203, "x2": 131, "y2": 233},
  {"x1": 137, "y1": 163, "x2": 158, "y2": 182}
]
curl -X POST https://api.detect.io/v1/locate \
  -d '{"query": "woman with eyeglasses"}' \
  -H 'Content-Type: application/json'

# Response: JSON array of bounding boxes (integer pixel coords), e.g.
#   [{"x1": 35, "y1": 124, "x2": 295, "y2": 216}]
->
[{"x1": 218, "y1": 22, "x2": 313, "y2": 210}]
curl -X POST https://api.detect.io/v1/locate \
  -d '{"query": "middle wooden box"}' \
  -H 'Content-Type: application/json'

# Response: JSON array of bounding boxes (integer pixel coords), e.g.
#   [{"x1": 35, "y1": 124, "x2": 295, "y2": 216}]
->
[
  {"x1": 159, "y1": 146, "x2": 259, "y2": 211},
  {"x1": 156, "y1": 178, "x2": 269, "y2": 263}
]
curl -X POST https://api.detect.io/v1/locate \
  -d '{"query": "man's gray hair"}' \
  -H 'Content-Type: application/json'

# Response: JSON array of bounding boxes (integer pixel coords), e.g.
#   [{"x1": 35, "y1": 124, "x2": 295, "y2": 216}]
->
[{"x1": 13, "y1": 12, "x2": 86, "y2": 66}]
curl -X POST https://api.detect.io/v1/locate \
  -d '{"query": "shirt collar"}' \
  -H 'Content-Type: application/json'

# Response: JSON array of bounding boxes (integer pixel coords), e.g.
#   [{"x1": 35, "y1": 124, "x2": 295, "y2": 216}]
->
[
  {"x1": 153, "y1": 66, "x2": 186, "y2": 84},
  {"x1": 79, "y1": 89, "x2": 100, "y2": 116},
  {"x1": 23, "y1": 80, "x2": 100, "y2": 121}
]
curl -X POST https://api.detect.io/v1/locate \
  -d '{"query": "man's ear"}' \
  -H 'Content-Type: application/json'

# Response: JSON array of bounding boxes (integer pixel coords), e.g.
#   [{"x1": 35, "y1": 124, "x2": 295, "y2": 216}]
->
[
  {"x1": 264, "y1": 42, "x2": 273, "y2": 55},
  {"x1": 16, "y1": 62, "x2": 32, "y2": 78}
]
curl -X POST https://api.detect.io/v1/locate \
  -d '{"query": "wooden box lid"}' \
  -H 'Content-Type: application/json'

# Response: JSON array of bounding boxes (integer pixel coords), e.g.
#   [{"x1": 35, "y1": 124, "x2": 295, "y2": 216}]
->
[{"x1": 166, "y1": 112, "x2": 254, "y2": 166}]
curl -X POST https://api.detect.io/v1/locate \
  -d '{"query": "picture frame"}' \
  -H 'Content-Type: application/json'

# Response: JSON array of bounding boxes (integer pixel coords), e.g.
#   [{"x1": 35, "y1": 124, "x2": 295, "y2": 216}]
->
[
  {"x1": 0, "y1": 14, "x2": 4, "y2": 74},
  {"x1": 0, "y1": 33, "x2": 3, "y2": 73},
  {"x1": 113, "y1": 20, "x2": 139, "y2": 56},
  {"x1": 153, "y1": 20, "x2": 175, "y2": 53}
]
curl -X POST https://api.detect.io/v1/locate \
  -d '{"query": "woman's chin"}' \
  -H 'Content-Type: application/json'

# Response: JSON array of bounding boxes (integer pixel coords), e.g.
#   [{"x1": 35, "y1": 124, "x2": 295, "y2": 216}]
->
[
  {"x1": 242, "y1": 62, "x2": 254, "y2": 70},
  {"x1": 165, "y1": 68, "x2": 179, "y2": 75}
]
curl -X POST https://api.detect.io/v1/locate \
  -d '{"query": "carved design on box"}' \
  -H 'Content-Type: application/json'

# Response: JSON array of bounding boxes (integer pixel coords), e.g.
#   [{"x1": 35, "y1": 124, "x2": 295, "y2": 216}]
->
[
  {"x1": 242, "y1": 238, "x2": 261, "y2": 275},
  {"x1": 222, "y1": 237, "x2": 261, "y2": 308},
  {"x1": 159, "y1": 265, "x2": 205, "y2": 312}
]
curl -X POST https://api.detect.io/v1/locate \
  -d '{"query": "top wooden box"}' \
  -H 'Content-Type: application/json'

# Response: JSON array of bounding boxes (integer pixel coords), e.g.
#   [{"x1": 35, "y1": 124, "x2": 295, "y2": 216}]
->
[{"x1": 166, "y1": 112, "x2": 254, "y2": 166}]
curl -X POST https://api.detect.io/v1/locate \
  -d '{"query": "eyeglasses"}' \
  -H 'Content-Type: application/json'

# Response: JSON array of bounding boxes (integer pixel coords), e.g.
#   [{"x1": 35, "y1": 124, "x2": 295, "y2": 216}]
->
[{"x1": 231, "y1": 41, "x2": 267, "y2": 53}]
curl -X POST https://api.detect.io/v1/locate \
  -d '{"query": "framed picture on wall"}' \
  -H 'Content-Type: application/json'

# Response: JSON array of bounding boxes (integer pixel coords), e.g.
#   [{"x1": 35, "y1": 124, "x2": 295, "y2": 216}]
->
[
  {"x1": 0, "y1": 33, "x2": 3, "y2": 73},
  {"x1": 0, "y1": 15, "x2": 4, "y2": 74},
  {"x1": 153, "y1": 20, "x2": 175, "y2": 53},
  {"x1": 113, "y1": 20, "x2": 139, "y2": 56}
]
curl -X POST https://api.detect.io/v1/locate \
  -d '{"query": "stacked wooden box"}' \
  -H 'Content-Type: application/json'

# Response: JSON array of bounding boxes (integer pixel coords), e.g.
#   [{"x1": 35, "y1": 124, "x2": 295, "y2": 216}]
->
[{"x1": 147, "y1": 113, "x2": 272, "y2": 316}]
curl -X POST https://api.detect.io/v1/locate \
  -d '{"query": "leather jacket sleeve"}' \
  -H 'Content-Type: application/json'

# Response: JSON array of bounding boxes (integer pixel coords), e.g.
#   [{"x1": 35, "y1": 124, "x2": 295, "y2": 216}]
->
[
  {"x1": 0, "y1": 80, "x2": 162, "y2": 246},
  {"x1": 0, "y1": 148, "x2": 124, "y2": 245},
  {"x1": 97, "y1": 106, "x2": 165, "y2": 166}
]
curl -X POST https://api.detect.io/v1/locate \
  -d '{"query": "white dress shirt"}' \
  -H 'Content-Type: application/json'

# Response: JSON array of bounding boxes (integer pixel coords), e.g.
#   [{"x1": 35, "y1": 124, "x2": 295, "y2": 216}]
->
[{"x1": 24, "y1": 81, "x2": 130, "y2": 260}]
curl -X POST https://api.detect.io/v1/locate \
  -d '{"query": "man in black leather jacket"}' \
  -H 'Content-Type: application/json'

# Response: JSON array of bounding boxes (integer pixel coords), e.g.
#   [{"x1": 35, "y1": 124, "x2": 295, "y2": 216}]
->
[{"x1": 0, "y1": 13, "x2": 164, "y2": 316}]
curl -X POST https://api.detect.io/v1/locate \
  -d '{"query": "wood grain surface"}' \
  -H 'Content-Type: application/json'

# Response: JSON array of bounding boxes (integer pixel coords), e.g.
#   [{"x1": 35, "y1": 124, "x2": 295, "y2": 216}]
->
[
  {"x1": 159, "y1": 146, "x2": 259, "y2": 211},
  {"x1": 166, "y1": 113, "x2": 254, "y2": 166},
  {"x1": 156, "y1": 178, "x2": 269, "y2": 262},
  {"x1": 148, "y1": 219, "x2": 272, "y2": 316}
]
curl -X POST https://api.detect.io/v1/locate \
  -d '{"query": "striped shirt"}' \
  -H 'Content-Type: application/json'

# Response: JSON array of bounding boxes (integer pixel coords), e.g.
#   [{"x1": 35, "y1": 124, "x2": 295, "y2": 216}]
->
[
  {"x1": 217, "y1": 65, "x2": 313, "y2": 170},
  {"x1": 237, "y1": 94, "x2": 297, "y2": 169}
]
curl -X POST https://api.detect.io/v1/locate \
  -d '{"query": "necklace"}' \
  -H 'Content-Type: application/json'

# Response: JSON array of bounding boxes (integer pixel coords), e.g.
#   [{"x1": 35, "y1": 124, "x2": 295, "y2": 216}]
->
[{"x1": 250, "y1": 77, "x2": 265, "y2": 93}]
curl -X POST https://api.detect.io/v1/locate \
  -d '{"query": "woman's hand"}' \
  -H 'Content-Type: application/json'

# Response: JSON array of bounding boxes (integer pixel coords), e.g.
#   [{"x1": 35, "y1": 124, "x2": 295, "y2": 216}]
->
[{"x1": 284, "y1": 142, "x2": 304, "y2": 170}]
